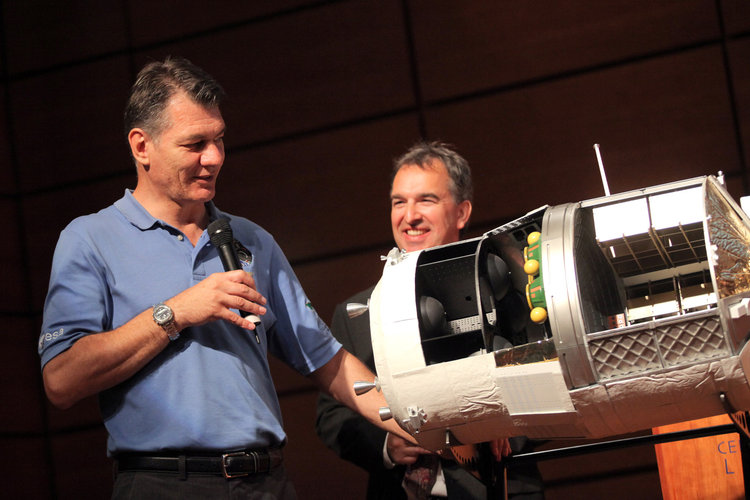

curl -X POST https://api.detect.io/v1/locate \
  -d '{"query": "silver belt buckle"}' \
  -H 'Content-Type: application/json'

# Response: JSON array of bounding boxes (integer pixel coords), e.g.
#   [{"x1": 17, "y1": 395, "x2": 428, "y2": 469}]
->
[{"x1": 221, "y1": 451, "x2": 252, "y2": 479}]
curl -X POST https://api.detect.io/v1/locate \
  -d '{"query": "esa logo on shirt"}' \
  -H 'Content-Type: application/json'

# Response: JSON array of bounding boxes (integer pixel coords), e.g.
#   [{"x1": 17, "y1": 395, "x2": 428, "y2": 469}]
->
[{"x1": 39, "y1": 328, "x2": 64, "y2": 350}]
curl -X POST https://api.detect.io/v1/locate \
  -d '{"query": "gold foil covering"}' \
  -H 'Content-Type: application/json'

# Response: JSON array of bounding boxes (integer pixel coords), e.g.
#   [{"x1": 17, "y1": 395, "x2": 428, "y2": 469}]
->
[
  {"x1": 494, "y1": 337, "x2": 557, "y2": 366},
  {"x1": 705, "y1": 179, "x2": 750, "y2": 299}
]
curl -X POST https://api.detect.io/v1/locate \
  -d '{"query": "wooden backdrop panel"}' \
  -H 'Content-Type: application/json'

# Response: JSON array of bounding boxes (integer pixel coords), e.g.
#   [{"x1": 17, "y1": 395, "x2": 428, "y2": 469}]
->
[
  {"x1": 9, "y1": 58, "x2": 133, "y2": 192},
  {"x1": 1, "y1": 436, "x2": 55, "y2": 500},
  {"x1": 411, "y1": 0, "x2": 719, "y2": 102},
  {"x1": 126, "y1": 0, "x2": 316, "y2": 46},
  {"x1": 50, "y1": 426, "x2": 112, "y2": 499},
  {"x1": 730, "y1": 38, "x2": 750, "y2": 183},
  {"x1": 724, "y1": 0, "x2": 750, "y2": 34},
  {"x1": 2, "y1": 0, "x2": 128, "y2": 74},
  {"x1": 0, "y1": 318, "x2": 45, "y2": 432},
  {"x1": 0, "y1": 198, "x2": 28, "y2": 310},
  {"x1": 0, "y1": 84, "x2": 14, "y2": 191}
]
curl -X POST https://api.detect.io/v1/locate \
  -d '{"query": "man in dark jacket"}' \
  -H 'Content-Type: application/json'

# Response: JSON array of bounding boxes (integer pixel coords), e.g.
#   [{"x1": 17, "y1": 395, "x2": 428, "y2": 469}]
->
[{"x1": 316, "y1": 141, "x2": 544, "y2": 499}]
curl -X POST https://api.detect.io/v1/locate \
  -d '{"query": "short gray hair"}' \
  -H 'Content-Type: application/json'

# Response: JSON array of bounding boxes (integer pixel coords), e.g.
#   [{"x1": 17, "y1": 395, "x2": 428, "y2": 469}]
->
[
  {"x1": 124, "y1": 56, "x2": 226, "y2": 139},
  {"x1": 391, "y1": 141, "x2": 473, "y2": 204}
]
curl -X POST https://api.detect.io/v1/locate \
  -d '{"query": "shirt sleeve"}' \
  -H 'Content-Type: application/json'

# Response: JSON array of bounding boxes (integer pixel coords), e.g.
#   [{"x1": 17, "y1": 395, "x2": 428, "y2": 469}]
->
[
  {"x1": 263, "y1": 237, "x2": 341, "y2": 375},
  {"x1": 38, "y1": 220, "x2": 111, "y2": 369}
]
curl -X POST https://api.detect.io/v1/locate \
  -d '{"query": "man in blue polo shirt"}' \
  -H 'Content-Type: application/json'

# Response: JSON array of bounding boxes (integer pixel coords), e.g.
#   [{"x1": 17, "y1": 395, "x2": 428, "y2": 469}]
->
[{"x1": 38, "y1": 57, "x2": 409, "y2": 499}]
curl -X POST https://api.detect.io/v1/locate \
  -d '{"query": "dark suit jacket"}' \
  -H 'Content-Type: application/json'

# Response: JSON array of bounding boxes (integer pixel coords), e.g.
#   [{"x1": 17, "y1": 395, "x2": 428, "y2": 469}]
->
[{"x1": 315, "y1": 288, "x2": 544, "y2": 499}]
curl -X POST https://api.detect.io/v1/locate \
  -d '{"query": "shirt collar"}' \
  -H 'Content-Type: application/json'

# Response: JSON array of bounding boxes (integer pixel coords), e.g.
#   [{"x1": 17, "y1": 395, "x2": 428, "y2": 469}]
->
[{"x1": 114, "y1": 189, "x2": 221, "y2": 230}]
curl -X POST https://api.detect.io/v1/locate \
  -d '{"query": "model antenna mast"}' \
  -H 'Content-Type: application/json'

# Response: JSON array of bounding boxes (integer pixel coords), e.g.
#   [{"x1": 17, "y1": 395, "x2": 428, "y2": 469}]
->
[{"x1": 594, "y1": 143, "x2": 611, "y2": 196}]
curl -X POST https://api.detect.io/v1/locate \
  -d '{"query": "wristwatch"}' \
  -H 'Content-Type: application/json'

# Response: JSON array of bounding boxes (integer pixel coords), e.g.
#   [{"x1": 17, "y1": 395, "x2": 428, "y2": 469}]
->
[{"x1": 153, "y1": 302, "x2": 180, "y2": 341}]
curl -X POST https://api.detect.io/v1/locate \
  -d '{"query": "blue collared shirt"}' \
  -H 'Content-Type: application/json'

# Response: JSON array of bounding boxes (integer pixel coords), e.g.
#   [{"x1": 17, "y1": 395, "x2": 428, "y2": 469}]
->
[{"x1": 39, "y1": 190, "x2": 341, "y2": 455}]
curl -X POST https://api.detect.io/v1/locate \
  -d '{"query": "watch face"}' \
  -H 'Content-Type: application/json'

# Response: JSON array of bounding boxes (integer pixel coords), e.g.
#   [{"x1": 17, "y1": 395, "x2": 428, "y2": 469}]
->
[{"x1": 154, "y1": 304, "x2": 173, "y2": 324}]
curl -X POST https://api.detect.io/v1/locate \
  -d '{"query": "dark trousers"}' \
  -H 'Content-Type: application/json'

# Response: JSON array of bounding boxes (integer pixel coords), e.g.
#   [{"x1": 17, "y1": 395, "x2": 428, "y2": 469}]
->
[{"x1": 112, "y1": 465, "x2": 297, "y2": 500}]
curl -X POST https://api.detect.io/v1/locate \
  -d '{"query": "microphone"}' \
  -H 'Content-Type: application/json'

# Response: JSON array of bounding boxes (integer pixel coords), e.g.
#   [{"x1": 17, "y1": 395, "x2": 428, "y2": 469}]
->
[{"x1": 207, "y1": 218, "x2": 262, "y2": 338}]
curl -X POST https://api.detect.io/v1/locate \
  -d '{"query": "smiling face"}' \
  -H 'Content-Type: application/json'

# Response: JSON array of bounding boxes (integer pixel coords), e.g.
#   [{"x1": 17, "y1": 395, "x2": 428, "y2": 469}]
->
[
  {"x1": 390, "y1": 160, "x2": 472, "y2": 252},
  {"x1": 131, "y1": 90, "x2": 226, "y2": 210}
]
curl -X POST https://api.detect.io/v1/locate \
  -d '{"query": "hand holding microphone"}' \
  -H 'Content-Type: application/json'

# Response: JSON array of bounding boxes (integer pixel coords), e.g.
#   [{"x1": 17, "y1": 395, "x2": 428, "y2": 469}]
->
[{"x1": 208, "y1": 218, "x2": 263, "y2": 342}]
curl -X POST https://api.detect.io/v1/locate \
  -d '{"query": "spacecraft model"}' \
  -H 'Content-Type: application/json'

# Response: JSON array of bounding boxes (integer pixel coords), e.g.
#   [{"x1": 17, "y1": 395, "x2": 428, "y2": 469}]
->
[{"x1": 357, "y1": 174, "x2": 750, "y2": 452}]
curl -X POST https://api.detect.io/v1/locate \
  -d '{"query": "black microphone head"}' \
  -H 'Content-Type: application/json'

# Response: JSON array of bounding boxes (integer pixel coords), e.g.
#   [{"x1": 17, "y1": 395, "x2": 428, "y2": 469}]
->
[{"x1": 208, "y1": 218, "x2": 234, "y2": 247}]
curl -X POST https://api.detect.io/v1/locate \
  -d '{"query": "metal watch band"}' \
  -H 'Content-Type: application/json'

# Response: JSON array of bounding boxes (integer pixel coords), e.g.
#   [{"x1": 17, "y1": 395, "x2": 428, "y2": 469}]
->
[
  {"x1": 153, "y1": 302, "x2": 180, "y2": 341},
  {"x1": 161, "y1": 319, "x2": 180, "y2": 341}
]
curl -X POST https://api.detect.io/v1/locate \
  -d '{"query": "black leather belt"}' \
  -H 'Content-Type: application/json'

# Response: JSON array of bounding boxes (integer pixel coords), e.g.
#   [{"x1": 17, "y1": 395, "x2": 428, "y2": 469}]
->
[{"x1": 116, "y1": 449, "x2": 283, "y2": 479}]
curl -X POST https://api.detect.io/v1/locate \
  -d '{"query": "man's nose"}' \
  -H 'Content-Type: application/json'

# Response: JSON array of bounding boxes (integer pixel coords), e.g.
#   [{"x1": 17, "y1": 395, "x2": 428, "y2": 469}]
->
[
  {"x1": 202, "y1": 141, "x2": 224, "y2": 166},
  {"x1": 405, "y1": 203, "x2": 421, "y2": 224}
]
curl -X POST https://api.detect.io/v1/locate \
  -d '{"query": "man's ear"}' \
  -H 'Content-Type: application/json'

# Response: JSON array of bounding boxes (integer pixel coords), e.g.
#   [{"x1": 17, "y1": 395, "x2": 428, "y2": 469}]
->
[
  {"x1": 456, "y1": 200, "x2": 472, "y2": 230},
  {"x1": 128, "y1": 128, "x2": 150, "y2": 167}
]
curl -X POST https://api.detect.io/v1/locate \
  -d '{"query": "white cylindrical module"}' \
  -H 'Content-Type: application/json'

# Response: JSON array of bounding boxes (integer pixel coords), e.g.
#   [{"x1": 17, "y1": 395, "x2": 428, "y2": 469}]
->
[{"x1": 368, "y1": 175, "x2": 750, "y2": 449}]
